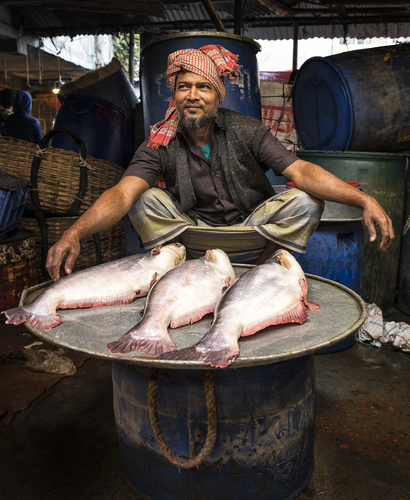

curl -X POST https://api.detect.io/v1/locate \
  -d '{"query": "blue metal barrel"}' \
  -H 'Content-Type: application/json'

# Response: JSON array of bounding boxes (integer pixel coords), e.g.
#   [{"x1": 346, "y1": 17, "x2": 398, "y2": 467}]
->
[
  {"x1": 398, "y1": 163, "x2": 410, "y2": 314},
  {"x1": 295, "y1": 223, "x2": 364, "y2": 297},
  {"x1": 113, "y1": 356, "x2": 315, "y2": 500},
  {"x1": 140, "y1": 31, "x2": 262, "y2": 136},
  {"x1": 51, "y1": 94, "x2": 125, "y2": 165},
  {"x1": 293, "y1": 43, "x2": 410, "y2": 152}
]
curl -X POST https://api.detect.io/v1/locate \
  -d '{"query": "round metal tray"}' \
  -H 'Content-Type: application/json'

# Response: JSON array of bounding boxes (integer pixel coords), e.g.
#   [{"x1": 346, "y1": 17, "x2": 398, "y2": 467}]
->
[{"x1": 20, "y1": 265, "x2": 366, "y2": 369}]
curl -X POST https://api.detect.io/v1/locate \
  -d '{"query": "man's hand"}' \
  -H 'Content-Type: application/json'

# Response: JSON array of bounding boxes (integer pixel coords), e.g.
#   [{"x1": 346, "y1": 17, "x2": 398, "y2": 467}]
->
[
  {"x1": 362, "y1": 197, "x2": 395, "y2": 252},
  {"x1": 46, "y1": 231, "x2": 81, "y2": 281},
  {"x1": 44, "y1": 176, "x2": 150, "y2": 281}
]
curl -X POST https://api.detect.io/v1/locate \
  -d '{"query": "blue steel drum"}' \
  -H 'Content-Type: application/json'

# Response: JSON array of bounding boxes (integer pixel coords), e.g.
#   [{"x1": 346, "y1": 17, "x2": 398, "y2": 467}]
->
[
  {"x1": 140, "y1": 31, "x2": 262, "y2": 136},
  {"x1": 20, "y1": 270, "x2": 366, "y2": 500},
  {"x1": 295, "y1": 221, "x2": 364, "y2": 297},
  {"x1": 113, "y1": 356, "x2": 315, "y2": 500},
  {"x1": 293, "y1": 43, "x2": 410, "y2": 152},
  {"x1": 398, "y1": 164, "x2": 410, "y2": 315},
  {"x1": 51, "y1": 94, "x2": 125, "y2": 165}
]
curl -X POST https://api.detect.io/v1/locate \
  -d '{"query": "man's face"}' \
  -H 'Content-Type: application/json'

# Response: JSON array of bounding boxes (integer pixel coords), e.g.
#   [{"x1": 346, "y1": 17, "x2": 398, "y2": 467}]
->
[{"x1": 174, "y1": 72, "x2": 219, "y2": 130}]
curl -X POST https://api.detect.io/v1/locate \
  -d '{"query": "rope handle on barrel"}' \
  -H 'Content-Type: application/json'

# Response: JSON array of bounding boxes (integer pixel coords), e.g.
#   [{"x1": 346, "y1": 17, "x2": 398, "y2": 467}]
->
[{"x1": 148, "y1": 368, "x2": 217, "y2": 470}]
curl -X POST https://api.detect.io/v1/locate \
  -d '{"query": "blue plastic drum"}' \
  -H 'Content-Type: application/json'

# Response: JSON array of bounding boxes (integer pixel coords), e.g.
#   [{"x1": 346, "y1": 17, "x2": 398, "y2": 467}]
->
[
  {"x1": 293, "y1": 43, "x2": 410, "y2": 152},
  {"x1": 51, "y1": 94, "x2": 125, "y2": 165}
]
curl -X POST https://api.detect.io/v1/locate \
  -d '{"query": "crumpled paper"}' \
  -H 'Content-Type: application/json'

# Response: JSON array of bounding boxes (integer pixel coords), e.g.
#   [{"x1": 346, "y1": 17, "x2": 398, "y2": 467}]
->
[
  {"x1": 23, "y1": 347, "x2": 77, "y2": 376},
  {"x1": 358, "y1": 303, "x2": 410, "y2": 352}
]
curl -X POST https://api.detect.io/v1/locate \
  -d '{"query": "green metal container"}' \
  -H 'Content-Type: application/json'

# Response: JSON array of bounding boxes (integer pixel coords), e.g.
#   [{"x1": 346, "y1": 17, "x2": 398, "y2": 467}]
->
[{"x1": 296, "y1": 150, "x2": 407, "y2": 314}]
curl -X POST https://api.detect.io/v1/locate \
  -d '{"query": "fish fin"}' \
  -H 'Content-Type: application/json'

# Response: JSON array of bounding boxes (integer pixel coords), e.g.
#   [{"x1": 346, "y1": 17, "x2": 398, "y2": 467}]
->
[
  {"x1": 107, "y1": 326, "x2": 177, "y2": 356},
  {"x1": 151, "y1": 245, "x2": 163, "y2": 254},
  {"x1": 158, "y1": 341, "x2": 240, "y2": 369},
  {"x1": 220, "y1": 276, "x2": 234, "y2": 294},
  {"x1": 241, "y1": 301, "x2": 309, "y2": 337},
  {"x1": 2, "y1": 306, "x2": 61, "y2": 331},
  {"x1": 169, "y1": 303, "x2": 216, "y2": 329},
  {"x1": 299, "y1": 278, "x2": 307, "y2": 296},
  {"x1": 298, "y1": 278, "x2": 320, "y2": 311},
  {"x1": 149, "y1": 272, "x2": 158, "y2": 287}
]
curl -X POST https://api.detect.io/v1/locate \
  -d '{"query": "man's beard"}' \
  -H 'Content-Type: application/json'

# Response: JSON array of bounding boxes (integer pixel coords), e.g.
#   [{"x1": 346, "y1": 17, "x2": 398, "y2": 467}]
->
[{"x1": 177, "y1": 105, "x2": 218, "y2": 130}]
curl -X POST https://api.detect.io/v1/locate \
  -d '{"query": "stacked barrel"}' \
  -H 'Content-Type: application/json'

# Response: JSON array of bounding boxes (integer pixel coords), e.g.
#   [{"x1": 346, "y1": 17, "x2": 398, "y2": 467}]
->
[{"x1": 293, "y1": 43, "x2": 409, "y2": 317}]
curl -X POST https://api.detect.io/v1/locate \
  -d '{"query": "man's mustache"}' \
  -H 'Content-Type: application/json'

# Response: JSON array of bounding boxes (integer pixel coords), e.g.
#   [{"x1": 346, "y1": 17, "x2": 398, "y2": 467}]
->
[{"x1": 182, "y1": 103, "x2": 204, "y2": 110}]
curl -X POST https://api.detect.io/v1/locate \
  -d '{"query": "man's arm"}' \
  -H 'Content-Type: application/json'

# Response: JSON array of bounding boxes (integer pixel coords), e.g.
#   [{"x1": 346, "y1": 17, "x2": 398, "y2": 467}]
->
[
  {"x1": 45, "y1": 176, "x2": 149, "y2": 281},
  {"x1": 282, "y1": 159, "x2": 395, "y2": 252}
]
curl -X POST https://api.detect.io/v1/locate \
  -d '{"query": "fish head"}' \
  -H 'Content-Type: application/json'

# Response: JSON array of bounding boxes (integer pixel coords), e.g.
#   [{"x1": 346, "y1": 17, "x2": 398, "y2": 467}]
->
[
  {"x1": 205, "y1": 249, "x2": 236, "y2": 280},
  {"x1": 268, "y1": 249, "x2": 305, "y2": 278},
  {"x1": 205, "y1": 248, "x2": 230, "y2": 264},
  {"x1": 163, "y1": 243, "x2": 187, "y2": 265}
]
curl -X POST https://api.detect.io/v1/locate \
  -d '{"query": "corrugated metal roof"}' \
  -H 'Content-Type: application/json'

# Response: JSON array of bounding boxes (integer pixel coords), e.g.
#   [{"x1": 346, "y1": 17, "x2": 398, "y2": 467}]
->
[
  {"x1": 148, "y1": 2, "x2": 410, "y2": 41},
  {"x1": 4, "y1": 1, "x2": 410, "y2": 40}
]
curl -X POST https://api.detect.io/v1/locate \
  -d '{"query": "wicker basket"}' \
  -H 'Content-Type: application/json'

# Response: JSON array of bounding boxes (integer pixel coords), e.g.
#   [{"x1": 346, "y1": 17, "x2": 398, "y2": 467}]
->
[
  {"x1": 20, "y1": 216, "x2": 125, "y2": 282},
  {"x1": 0, "y1": 129, "x2": 124, "y2": 216}
]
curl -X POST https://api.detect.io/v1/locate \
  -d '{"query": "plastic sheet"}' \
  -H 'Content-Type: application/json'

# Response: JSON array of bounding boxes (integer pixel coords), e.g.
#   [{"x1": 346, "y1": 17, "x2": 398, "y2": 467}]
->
[
  {"x1": 23, "y1": 347, "x2": 77, "y2": 376},
  {"x1": 358, "y1": 303, "x2": 410, "y2": 352}
]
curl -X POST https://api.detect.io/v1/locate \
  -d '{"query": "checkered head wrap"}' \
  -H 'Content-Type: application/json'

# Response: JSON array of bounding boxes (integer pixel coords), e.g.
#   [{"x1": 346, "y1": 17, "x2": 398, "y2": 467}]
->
[{"x1": 147, "y1": 45, "x2": 240, "y2": 149}]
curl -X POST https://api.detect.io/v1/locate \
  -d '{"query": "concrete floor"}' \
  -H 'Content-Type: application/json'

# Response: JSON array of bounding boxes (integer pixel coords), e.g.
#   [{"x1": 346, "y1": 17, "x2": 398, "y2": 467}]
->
[{"x1": 1, "y1": 306, "x2": 410, "y2": 500}]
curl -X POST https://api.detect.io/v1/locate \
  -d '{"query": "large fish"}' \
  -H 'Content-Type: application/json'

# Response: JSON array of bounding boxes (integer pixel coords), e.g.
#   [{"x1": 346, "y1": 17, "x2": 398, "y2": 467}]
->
[
  {"x1": 2, "y1": 243, "x2": 186, "y2": 331},
  {"x1": 107, "y1": 249, "x2": 236, "y2": 356},
  {"x1": 159, "y1": 249, "x2": 320, "y2": 368}
]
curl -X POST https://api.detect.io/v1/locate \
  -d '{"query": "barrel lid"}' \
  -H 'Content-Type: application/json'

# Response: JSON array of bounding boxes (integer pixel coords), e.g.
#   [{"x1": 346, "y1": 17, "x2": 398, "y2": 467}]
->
[
  {"x1": 293, "y1": 57, "x2": 353, "y2": 151},
  {"x1": 141, "y1": 31, "x2": 261, "y2": 55},
  {"x1": 296, "y1": 149, "x2": 409, "y2": 159}
]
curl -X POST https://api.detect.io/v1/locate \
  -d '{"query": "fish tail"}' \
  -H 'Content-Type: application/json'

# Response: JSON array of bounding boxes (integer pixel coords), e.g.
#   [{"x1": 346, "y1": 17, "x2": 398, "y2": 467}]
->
[
  {"x1": 2, "y1": 305, "x2": 61, "y2": 331},
  {"x1": 107, "y1": 325, "x2": 177, "y2": 356},
  {"x1": 158, "y1": 337, "x2": 240, "y2": 369},
  {"x1": 306, "y1": 300, "x2": 320, "y2": 312}
]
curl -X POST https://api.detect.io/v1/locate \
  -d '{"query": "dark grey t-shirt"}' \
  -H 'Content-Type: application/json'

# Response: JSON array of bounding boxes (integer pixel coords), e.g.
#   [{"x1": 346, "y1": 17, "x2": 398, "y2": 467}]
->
[{"x1": 124, "y1": 117, "x2": 297, "y2": 225}]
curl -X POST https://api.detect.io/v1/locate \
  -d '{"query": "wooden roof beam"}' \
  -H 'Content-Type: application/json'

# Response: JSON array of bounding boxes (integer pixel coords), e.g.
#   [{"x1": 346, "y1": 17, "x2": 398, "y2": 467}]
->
[
  {"x1": 256, "y1": 0, "x2": 295, "y2": 16},
  {"x1": 201, "y1": 0, "x2": 227, "y2": 32}
]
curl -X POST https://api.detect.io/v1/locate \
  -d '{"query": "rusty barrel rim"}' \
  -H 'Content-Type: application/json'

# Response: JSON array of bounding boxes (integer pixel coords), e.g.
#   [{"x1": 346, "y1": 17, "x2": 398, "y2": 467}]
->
[{"x1": 141, "y1": 31, "x2": 261, "y2": 55}]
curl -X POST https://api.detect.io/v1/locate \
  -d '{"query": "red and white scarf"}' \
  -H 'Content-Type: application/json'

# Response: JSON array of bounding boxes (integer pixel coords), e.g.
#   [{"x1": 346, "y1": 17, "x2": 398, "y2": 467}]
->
[{"x1": 147, "y1": 44, "x2": 240, "y2": 149}]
